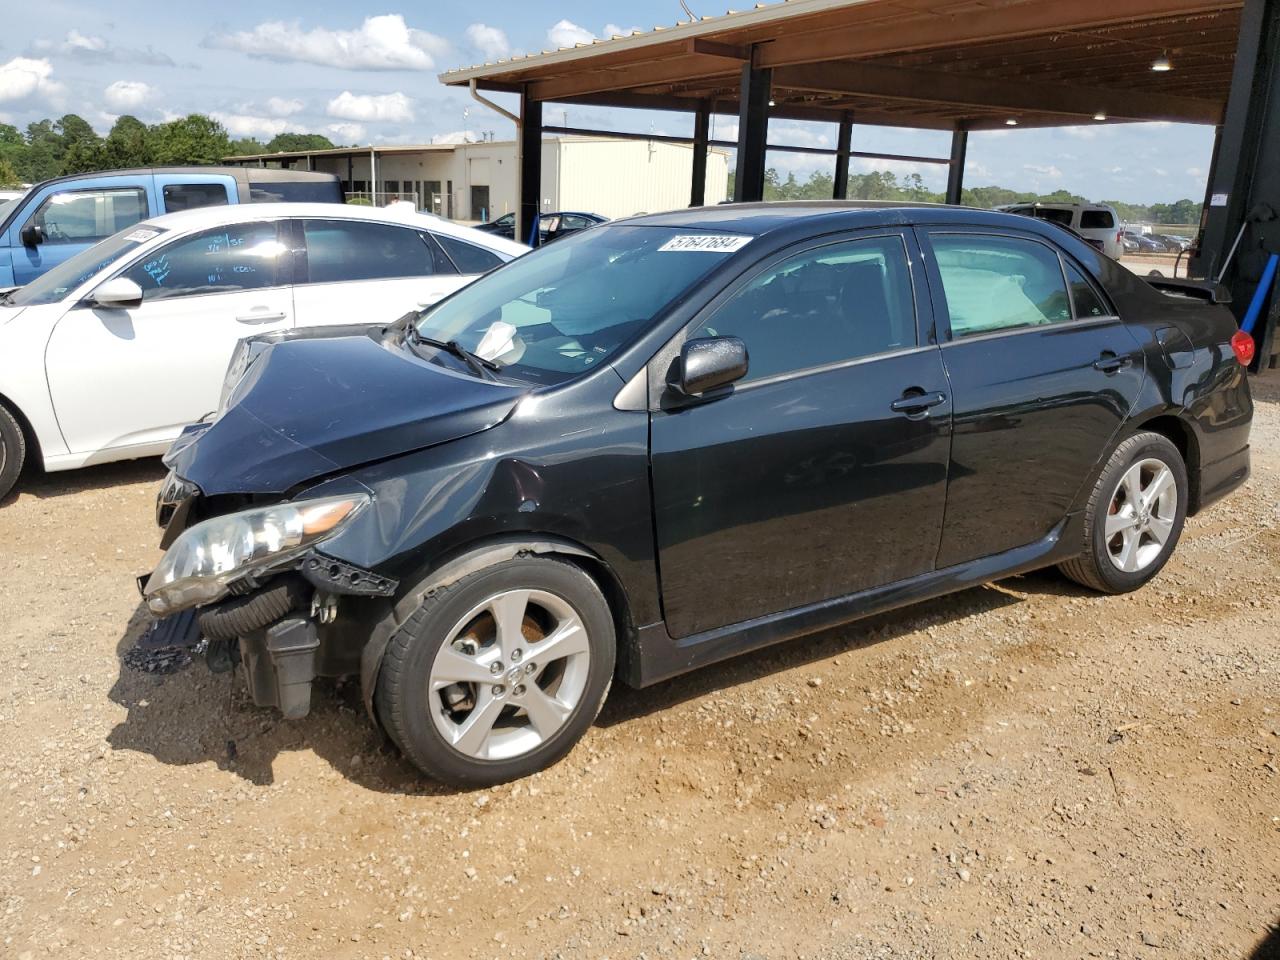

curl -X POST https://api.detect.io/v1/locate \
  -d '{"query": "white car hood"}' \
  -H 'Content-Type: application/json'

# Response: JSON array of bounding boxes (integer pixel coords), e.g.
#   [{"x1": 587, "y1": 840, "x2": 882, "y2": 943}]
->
[{"x1": 0, "y1": 303, "x2": 25, "y2": 326}]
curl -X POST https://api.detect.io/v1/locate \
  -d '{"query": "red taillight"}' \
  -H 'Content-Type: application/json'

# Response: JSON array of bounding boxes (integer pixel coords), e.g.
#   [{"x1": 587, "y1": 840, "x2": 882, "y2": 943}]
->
[{"x1": 1231, "y1": 329, "x2": 1255, "y2": 366}]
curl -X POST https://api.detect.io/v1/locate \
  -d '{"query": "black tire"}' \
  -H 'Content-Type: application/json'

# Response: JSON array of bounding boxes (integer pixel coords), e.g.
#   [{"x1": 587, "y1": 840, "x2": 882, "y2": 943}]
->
[
  {"x1": 0, "y1": 402, "x2": 27, "y2": 503},
  {"x1": 1059, "y1": 431, "x2": 1188, "y2": 594},
  {"x1": 375, "y1": 557, "x2": 615, "y2": 786}
]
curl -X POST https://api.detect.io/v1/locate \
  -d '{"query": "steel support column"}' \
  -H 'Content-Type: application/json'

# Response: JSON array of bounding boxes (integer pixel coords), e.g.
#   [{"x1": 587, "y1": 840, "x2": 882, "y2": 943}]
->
[
  {"x1": 945, "y1": 126, "x2": 969, "y2": 205},
  {"x1": 833, "y1": 112, "x2": 853, "y2": 199},
  {"x1": 1192, "y1": 0, "x2": 1276, "y2": 284},
  {"x1": 690, "y1": 102, "x2": 710, "y2": 207},
  {"x1": 519, "y1": 92, "x2": 543, "y2": 245},
  {"x1": 733, "y1": 58, "x2": 771, "y2": 202}
]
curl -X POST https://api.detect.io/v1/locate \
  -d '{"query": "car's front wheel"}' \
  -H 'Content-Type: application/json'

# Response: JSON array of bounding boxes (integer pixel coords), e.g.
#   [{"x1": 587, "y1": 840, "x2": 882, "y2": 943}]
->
[
  {"x1": 0, "y1": 403, "x2": 27, "y2": 503},
  {"x1": 375, "y1": 557, "x2": 615, "y2": 786},
  {"x1": 1059, "y1": 431, "x2": 1188, "y2": 593}
]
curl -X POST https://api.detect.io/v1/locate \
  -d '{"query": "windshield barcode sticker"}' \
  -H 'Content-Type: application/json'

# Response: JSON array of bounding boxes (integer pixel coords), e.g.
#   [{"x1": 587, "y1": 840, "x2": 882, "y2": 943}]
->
[
  {"x1": 659, "y1": 234, "x2": 752, "y2": 253},
  {"x1": 124, "y1": 228, "x2": 159, "y2": 243}
]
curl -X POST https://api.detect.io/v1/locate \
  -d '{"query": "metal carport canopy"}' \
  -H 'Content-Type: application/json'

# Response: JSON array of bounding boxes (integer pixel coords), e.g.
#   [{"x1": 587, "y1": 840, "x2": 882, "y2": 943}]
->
[
  {"x1": 440, "y1": 0, "x2": 1239, "y2": 130},
  {"x1": 440, "y1": 0, "x2": 1241, "y2": 229}
]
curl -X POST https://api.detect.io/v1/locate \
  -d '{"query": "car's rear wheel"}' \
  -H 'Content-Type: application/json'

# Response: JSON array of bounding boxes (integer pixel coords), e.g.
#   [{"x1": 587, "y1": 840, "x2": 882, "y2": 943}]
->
[
  {"x1": 0, "y1": 403, "x2": 27, "y2": 503},
  {"x1": 1059, "y1": 431, "x2": 1188, "y2": 593},
  {"x1": 375, "y1": 557, "x2": 615, "y2": 786}
]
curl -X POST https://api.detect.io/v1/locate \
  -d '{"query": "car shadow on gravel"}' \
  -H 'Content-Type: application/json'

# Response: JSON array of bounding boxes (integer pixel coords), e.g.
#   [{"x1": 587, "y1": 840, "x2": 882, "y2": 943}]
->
[
  {"x1": 105, "y1": 569, "x2": 1089, "y2": 794},
  {"x1": 1252, "y1": 922, "x2": 1280, "y2": 960},
  {"x1": 598, "y1": 568, "x2": 1084, "y2": 727},
  {"x1": 1, "y1": 458, "x2": 167, "y2": 507}
]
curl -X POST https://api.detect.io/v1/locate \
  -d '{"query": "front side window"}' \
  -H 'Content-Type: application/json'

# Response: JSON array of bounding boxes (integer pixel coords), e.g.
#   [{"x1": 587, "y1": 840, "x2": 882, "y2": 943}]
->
[
  {"x1": 6, "y1": 225, "x2": 168, "y2": 307},
  {"x1": 933, "y1": 234, "x2": 1071, "y2": 337},
  {"x1": 416, "y1": 225, "x2": 748, "y2": 384},
  {"x1": 162, "y1": 183, "x2": 230, "y2": 213},
  {"x1": 301, "y1": 219, "x2": 452, "y2": 283},
  {"x1": 120, "y1": 222, "x2": 284, "y2": 301},
  {"x1": 28, "y1": 188, "x2": 147, "y2": 244},
  {"x1": 434, "y1": 233, "x2": 504, "y2": 274},
  {"x1": 693, "y1": 235, "x2": 916, "y2": 382}
]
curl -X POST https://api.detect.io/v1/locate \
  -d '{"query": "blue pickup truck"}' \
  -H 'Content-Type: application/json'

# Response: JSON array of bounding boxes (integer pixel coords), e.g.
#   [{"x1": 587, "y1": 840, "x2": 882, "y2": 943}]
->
[{"x1": 0, "y1": 167, "x2": 342, "y2": 287}]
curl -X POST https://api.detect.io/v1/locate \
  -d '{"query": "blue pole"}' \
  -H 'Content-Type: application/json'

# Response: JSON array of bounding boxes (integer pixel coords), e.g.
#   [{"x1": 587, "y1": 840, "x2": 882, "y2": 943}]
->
[
  {"x1": 526, "y1": 213, "x2": 540, "y2": 247},
  {"x1": 1241, "y1": 252, "x2": 1280, "y2": 334}
]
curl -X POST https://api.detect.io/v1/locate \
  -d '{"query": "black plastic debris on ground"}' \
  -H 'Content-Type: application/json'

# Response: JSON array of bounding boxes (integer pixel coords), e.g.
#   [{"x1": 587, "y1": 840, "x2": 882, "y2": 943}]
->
[{"x1": 122, "y1": 645, "x2": 193, "y2": 675}]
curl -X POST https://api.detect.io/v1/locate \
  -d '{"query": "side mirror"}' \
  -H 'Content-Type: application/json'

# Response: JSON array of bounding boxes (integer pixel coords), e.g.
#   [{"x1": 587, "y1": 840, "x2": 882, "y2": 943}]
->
[
  {"x1": 673, "y1": 336, "x2": 749, "y2": 396},
  {"x1": 89, "y1": 277, "x2": 143, "y2": 309},
  {"x1": 20, "y1": 224, "x2": 44, "y2": 248}
]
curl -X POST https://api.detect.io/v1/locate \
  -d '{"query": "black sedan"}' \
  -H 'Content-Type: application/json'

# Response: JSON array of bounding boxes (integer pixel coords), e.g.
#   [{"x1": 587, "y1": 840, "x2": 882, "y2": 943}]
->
[
  {"x1": 475, "y1": 210, "x2": 607, "y2": 245},
  {"x1": 142, "y1": 203, "x2": 1254, "y2": 786}
]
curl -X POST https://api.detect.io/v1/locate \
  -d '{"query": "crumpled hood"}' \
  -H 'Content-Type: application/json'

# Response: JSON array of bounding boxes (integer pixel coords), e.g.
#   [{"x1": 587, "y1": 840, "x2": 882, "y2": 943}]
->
[{"x1": 166, "y1": 331, "x2": 525, "y2": 495}]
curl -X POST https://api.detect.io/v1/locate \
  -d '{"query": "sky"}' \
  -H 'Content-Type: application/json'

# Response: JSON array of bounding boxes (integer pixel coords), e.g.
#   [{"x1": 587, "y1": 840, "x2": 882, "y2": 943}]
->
[{"x1": 0, "y1": 0, "x2": 1216, "y2": 204}]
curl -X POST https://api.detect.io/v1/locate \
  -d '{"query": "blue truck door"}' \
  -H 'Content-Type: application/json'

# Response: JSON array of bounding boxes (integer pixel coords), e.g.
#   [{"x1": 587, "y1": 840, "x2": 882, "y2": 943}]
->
[
  {"x1": 153, "y1": 173, "x2": 237, "y2": 214},
  {"x1": 8, "y1": 175, "x2": 152, "y2": 285}
]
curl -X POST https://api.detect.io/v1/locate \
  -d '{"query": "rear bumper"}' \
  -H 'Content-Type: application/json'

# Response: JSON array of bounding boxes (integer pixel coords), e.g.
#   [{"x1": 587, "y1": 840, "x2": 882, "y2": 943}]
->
[{"x1": 1196, "y1": 444, "x2": 1250, "y2": 513}]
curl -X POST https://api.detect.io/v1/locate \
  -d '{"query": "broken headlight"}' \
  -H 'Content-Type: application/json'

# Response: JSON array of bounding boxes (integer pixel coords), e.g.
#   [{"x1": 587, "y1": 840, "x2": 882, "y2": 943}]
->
[{"x1": 144, "y1": 494, "x2": 369, "y2": 616}]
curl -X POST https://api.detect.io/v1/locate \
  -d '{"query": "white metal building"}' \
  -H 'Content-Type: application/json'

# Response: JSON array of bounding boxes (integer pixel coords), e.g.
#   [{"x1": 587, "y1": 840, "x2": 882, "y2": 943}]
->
[{"x1": 227, "y1": 136, "x2": 730, "y2": 223}]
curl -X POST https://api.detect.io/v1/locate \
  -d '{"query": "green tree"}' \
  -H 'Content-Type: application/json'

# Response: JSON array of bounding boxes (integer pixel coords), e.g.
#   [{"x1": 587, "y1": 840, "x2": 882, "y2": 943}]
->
[
  {"x1": 265, "y1": 132, "x2": 336, "y2": 153},
  {"x1": 57, "y1": 114, "x2": 105, "y2": 174},
  {"x1": 0, "y1": 157, "x2": 21, "y2": 187},
  {"x1": 147, "y1": 114, "x2": 232, "y2": 165},
  {"x1": 102, "y1": 115, "x2": 152, "y2": 169},
  {"x1": 228, "y1": 137, "x2": 267, "y2": 156}
]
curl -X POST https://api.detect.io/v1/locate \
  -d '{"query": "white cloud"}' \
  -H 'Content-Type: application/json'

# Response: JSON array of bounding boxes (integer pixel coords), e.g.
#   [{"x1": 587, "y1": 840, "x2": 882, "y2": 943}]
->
[
  {"x1": 326, "y1": 122, "x2": 366, "y2": 143},
  {"x1": 211, "y1": 112, "x2": 292, "y2": 140},
  {"x1": 1024, "y1": 163, "x2": 1064, "y2": 179},
  {"x1": 431, "y1": 130, "x2": 479, "y2": 144},
  {"x1": 103, "y1": 80, "x2": 155, "y2": 111},
  {"x1": 548, "y1": 20, "x2": 597, "y2": 48},
  {"x1": 465, "y1": 24, "x2": 510, "y2": 61},
  {"x1": 1186, "y1": 166, "x2": 1204, "y2": 177},
  {"x1": 327, "y1": 90, "x2": 413, "y2": 123},
  {"x1": 602, "y1": 23, "x2": 641, "y2": 38},
  {"x1": 265, "y1": 96, "x2": 305, "y2": 117},
  {"x1": 0, "y1": 57, "x2": 64, "y2": 104},
  {"x1": 31, "y1": 31, "x2": 176, "y2": 67},
  {"x1": 1061, "y1": 125, "x2": 1099, "y2": 140},
  {"x1": 208, "y1": 15, "x2": 449, "y2": 71}
]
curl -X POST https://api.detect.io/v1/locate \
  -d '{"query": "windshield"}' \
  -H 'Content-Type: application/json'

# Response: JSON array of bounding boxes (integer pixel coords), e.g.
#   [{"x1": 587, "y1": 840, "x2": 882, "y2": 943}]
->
[
  {"x1": 6, "y1": 224, "x2": 167, "y2": 307},
  {"x1": 415, "y1": 225, "x2": 751, "y2": 384}
]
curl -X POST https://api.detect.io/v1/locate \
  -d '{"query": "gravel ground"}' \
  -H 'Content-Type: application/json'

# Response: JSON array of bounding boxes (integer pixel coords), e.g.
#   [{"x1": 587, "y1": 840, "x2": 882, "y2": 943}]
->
[{"x1": 1, "y1": 374, "x2": 1278, "y2": 960}]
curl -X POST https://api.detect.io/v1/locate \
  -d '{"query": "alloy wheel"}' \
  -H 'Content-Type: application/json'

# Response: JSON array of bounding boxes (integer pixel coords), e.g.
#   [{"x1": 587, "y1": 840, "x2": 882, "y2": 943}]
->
[
  {"x1": 428, "y1": 588, "x2": 592, "y2": 761},
  {"x1": 1104, "y1": 457, "x2": 1178, "y2": 573}
]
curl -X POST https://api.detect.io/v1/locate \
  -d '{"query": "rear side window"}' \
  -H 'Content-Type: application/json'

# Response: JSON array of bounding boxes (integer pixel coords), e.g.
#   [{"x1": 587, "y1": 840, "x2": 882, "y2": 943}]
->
[
  {"x1": 250, "y1": 179, "x2": 342, "y2": 203},
  {"x1": 301, "y1": 219, "x2": 453, "y2": 283},
  {"x1": 693, "y1": 235, "x2": 916, "y2": 382},
  {"x1": 434, "y1": 233, "x2": 504, "y2": 274},
  {"x1": 29, "y1": 188, "x2": 147, "y2": 244},
  {"x1": 933, "y1": 234, "x2": 1072, "y2": 337},
  {"x1": 1064, "y1": 261, "x2": 1109, "y2": 318},
  {"x1": 1080, "y1": 209, "x2": 1116, "y2": 230},
  {"x1": 1031, "y1": 207, "x2": 1073, "y2": 227},
  {"x1": 121, "y1": 222, "x2": 285, "y2": 301},
  {"x1": 163, "y1": 183, "x2": 230, "y2": 213}
]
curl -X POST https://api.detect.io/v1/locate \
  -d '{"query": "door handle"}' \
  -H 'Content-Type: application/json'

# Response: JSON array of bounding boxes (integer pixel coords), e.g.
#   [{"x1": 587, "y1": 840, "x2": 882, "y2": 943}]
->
[
  {"x1": 235, "y1": 310, "x2": 287, "y2": 324},
  {"x1": 890, "y1": 391, "x2": 947, "y2": 415},
  {"x1": 1093, "y1": 352, "x2": 1132, "y2": 373}
]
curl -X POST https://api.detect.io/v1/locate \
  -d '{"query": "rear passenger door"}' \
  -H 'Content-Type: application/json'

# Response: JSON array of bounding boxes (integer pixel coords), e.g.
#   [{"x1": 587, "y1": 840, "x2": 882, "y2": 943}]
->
[
  {"x1": 649, "y1": 230, "x2": 952, "y2": 638},
  {"x1": 918, "y1": 228, "x2": 1146, "y2": 567},
  {"x1": 155, "y1": 173, "x2": 236, "y2": 214},
  {"x1": 290, "y1": 218, "x2": 461, "y2": 326}
]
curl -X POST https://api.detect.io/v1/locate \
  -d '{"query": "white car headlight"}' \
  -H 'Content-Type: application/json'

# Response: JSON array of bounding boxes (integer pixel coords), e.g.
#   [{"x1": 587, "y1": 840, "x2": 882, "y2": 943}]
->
[{"x1": 144, "y1": 494, "x2": 369, "y2": 616}]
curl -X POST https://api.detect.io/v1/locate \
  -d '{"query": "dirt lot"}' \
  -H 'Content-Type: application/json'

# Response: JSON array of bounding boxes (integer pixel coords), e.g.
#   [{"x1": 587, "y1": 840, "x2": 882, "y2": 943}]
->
[{"x1": 2, "y1": 377, "x2": 1278, "y2": 960}]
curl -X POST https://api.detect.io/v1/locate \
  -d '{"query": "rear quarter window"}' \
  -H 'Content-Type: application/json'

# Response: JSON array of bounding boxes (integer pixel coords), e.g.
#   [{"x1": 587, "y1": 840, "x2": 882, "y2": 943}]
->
[
  {"x1": 1080, "y1": 210, "x2": 1116, "y2": 230},
  {"x1": 249, "y1": 180, "x2": 342, "y2": 203}
]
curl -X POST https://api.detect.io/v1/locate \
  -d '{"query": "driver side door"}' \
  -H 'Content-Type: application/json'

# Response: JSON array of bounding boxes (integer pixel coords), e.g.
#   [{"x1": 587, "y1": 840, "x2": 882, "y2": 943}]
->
[{"x1": 44, "y1": 220, "x2": 294, "y2": 457}]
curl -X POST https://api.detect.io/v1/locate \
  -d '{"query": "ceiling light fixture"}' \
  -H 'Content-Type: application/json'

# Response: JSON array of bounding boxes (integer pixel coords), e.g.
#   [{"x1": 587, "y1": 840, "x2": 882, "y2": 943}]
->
[
  {"x1": 1151, "y1": 52, "x2": 1172, "y2": 72},
  {"x1": 1093, "y1": 111, "x2": 1108, "y2": 121},
  {"x1": 768, "y1": 99, "x2": 776, "y2": 106},
  {"x1": 1005, "y1": 118, "x2": 1019, "y2": 126}
]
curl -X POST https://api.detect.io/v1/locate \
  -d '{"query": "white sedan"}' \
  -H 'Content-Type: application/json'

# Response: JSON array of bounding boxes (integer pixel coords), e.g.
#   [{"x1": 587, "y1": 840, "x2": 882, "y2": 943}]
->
[{"x1": 0, "y1": 203, "x2": 526, "y2": 500}]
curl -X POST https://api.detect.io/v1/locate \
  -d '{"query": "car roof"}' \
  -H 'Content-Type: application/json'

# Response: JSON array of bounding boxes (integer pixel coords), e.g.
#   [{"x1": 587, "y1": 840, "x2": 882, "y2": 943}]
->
[
  {"x1": 998, "y1": 201, "x2": 1114, "y2": 212},
  {"x1": 134, "y1": 202, "x2": 528, "y2": 256},
  {"x1": 620, "y1": 200, "x2": 1056, "y2": 238},
  {"x1": 26, "y1": 166, "x2": 336, "y2": 190}
]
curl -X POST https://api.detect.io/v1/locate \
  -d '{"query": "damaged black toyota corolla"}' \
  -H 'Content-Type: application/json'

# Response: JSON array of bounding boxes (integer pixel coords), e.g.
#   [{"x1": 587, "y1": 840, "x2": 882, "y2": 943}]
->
[{"x1": 141, "y1": 203, "x2": 1253, "y2": 786}]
